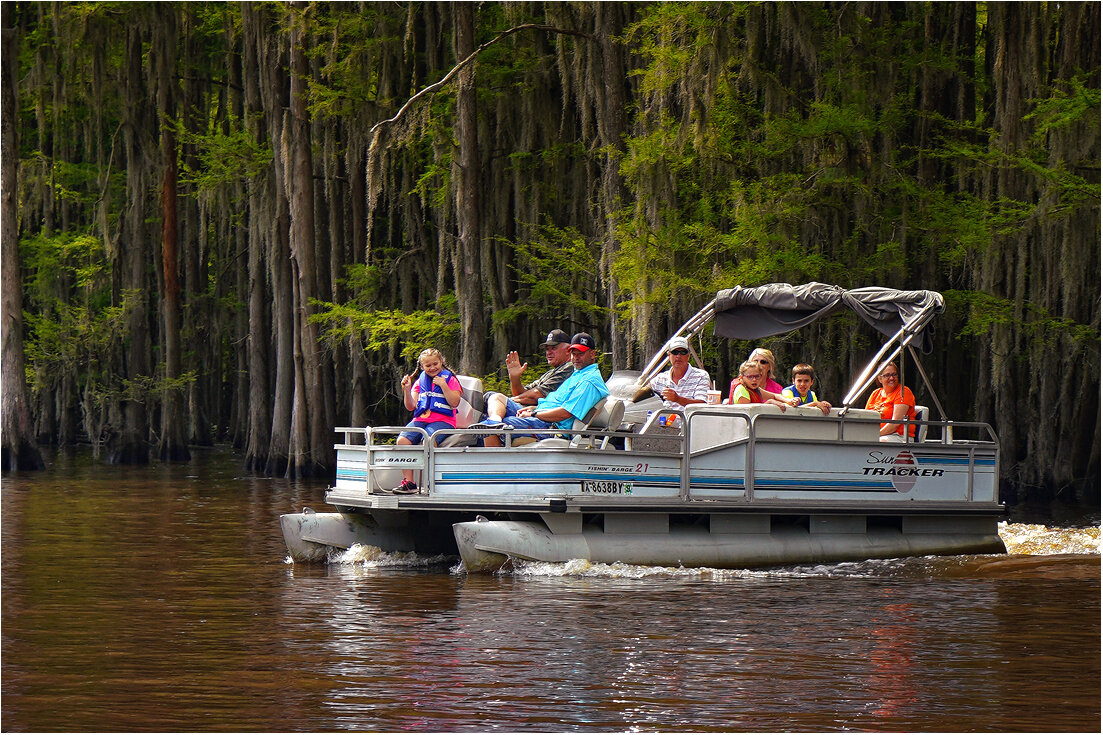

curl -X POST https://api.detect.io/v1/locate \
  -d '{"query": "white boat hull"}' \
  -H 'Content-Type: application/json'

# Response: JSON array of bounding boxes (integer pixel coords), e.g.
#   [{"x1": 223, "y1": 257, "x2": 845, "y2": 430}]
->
[{"x1": 453, "y1": 516, "x2": 1006, "y2": 572}]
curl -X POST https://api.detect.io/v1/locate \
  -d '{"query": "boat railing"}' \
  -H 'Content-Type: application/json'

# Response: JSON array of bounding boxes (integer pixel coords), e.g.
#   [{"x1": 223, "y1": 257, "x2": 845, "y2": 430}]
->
[
  {"x1": 335, "y1": 423, "x2": 633, "y2": 496},
  {"x1": 680, "y1": 407, "x2": 998, "y2": 449},
  {"x1": 335, "y1": 410, "x2": 997, "y2": 499},
  {"x1": 681, "y1": 408, "x2": 998, "y2": 501}
]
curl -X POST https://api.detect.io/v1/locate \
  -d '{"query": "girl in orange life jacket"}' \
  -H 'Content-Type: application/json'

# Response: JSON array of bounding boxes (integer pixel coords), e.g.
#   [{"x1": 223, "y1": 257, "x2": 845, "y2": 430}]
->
[
  {"x1": 391, "y1": 348, "x2": 463, "y2": 494},
  {"x1": 865, "y1": 360, "x2": 916, "y2": 442},
  {"x1": 731, "y1": 360, "x2": 799, "y2": 411}
]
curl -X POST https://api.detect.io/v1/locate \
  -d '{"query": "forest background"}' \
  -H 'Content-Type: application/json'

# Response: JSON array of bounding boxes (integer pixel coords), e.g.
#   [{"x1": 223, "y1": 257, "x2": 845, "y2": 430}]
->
[{"x1": 1, "y1": 2, "x2": 1098, "y2": 517}]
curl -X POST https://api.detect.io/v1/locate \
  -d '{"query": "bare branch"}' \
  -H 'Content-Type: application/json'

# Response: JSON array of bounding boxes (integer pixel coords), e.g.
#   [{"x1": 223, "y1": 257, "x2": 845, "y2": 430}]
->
[{"x1": 369, "y1": 24, "x2": 596, "y2": 138}]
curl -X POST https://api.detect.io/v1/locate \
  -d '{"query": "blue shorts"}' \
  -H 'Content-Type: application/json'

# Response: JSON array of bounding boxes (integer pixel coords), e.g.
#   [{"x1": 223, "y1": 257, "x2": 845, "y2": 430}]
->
[
  {"x1": 494, "y1": 415, "x2": 557, "y2": 444},
  {"x1": 475, "y1": 413, "x2": 559, "y2": 446},
  {"x1": 399, "y1": 420, "x2": 454, "y2": 445},
  {"x1": 502, "y1": 415, "x2": 556, "y2": 438}
]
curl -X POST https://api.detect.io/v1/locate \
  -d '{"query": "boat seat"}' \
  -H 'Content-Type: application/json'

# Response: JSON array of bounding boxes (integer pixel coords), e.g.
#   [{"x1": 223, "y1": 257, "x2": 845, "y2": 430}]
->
[
  {"x1": 912, "y1": 404, "x2": 928, "y2": 442},
  {"x1": 685, "y1": 404, "x2": 882, "y2": 452},
  {"x1": 437, "y1": 376, "x2": 485, "y2": 448},
  {"x1": 520, "y1": 397, "x2": 624, "y2": 449}
]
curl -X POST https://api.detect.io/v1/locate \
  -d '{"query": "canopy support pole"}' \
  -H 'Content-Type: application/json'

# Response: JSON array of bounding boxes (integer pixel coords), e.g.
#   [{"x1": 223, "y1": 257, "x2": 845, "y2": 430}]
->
[
  {"x1": 841, "y1": 306, "x2": 939, "y2": 407},
  {"x1": 907, "y1": 345, "x2": 949, "y2": 421}
]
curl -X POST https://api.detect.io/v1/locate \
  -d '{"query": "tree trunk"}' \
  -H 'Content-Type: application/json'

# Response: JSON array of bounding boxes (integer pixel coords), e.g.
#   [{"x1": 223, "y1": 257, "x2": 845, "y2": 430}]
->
[
  {"x1": 1, "y1": 5, "x2": 44, "y2": 470},
  {"x1": 254, "y1": 13, "x2": 294, "y2": 478},
  {"x1": 348, "y1": 141, "x2": 369, "y2": 428},
  {"x1": 453, "y1": 3, "x2": 486, "y2": 376},
  {"x1": 285, "y1": 3, "x2": 330, "y2": 477},
  {"x1": 155, "y1": 11, "x2": 189, "y2": 462},
  {"x1": 108, "y1": 24, "x2": 151, "y2": 465},
  {"x1": 595, "y1": 3, "x2": 628, "y2": 369},
  {"x1": 241, "y1": 4, "x2": 273, "y2": 471}
]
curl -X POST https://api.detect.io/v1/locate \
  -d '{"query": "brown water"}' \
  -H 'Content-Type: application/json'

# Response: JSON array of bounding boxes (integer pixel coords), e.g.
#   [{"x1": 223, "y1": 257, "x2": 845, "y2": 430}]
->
[{"x1": 2, "y1": 448, "x2": 1099, "y2": 732}]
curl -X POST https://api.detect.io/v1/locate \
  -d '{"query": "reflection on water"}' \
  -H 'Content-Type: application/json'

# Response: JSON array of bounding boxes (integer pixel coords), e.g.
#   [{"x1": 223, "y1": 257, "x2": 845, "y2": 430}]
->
[{"x1": 2, "y1": 449, "x2": 1099, "y2": 732}]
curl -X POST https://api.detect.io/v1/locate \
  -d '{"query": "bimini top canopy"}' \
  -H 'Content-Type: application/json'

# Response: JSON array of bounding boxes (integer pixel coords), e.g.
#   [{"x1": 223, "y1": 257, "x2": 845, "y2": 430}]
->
[
  {"x1": 634, "y1": 282, "x2": 947, "y2": 412},
  {"x1": 712, "y1": 282, "x2": 944, "y2": 346}
]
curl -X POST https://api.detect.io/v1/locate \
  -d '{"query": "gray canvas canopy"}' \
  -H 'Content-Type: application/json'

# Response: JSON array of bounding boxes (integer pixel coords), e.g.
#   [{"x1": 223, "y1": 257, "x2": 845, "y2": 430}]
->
[
  {"x1": 712, "y1": 282, "x2": 944, "y2": 345},
  {"x1": 632, "y1": 282, "x2": 948, "y2": 415}
]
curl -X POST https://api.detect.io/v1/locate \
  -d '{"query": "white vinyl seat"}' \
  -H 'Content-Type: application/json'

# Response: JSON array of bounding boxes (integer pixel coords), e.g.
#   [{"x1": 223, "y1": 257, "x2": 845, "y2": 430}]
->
[
  {"x1": 437, "y1": 376, "x2": 485, "y2": 448},
  {"x1": 518, "y1": 397, "x2": 624, "y2": 449}
]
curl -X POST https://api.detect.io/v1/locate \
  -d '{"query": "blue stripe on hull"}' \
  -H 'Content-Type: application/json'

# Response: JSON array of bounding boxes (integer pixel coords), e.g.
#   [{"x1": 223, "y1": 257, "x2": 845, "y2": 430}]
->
[{"x1": 914, "y1": 455, "x2": 995, "y2": 466}]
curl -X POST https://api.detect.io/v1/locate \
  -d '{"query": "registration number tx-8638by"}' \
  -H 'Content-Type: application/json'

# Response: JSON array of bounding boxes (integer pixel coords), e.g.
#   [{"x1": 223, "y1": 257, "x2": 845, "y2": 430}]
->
[{"x1": 581, "y1": 480, "x2": 633, "y2": 495}]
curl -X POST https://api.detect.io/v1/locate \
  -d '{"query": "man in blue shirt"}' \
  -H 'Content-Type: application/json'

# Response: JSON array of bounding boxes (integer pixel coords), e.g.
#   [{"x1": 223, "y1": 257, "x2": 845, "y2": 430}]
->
[{"x1": 481, "y1": 332, "x2": 609, "y2": 447}]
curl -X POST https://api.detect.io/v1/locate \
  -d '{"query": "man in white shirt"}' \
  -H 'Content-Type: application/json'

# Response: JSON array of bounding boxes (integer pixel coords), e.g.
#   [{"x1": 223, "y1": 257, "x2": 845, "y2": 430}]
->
[{"x1": 649, "y1": 336, "x2": 711, "y2": 409}]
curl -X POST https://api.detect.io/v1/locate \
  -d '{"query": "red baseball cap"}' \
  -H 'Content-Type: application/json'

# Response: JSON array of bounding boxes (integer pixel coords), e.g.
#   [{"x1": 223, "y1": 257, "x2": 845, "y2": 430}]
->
[{"x1": 568, "y1": 332, "x2": 596, "y2": 352}]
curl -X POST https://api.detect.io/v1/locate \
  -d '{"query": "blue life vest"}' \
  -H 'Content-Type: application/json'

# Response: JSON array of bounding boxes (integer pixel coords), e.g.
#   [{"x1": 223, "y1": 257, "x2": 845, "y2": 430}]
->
[
  {"x1": 783, "y1": 384, "x2": 818, "y2": 405},
  {"x1": 414, "y1": 369, "x2": 456, "y2": 417}
]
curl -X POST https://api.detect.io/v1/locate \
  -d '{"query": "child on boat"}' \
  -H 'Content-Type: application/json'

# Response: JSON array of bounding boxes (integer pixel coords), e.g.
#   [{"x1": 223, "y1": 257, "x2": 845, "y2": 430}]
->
[
  {"x1": 731, "y1": 360, "x2": 798, "y2": 410},
  {"x1": 727, "y1": 347, "x2": 784, "y2": 402},
  {"x1": 392, "y1": 347, "x2": 463, "y2": 494},
  {"x1": 781, "y1": 363, "x2": 833, "y2": 415}
]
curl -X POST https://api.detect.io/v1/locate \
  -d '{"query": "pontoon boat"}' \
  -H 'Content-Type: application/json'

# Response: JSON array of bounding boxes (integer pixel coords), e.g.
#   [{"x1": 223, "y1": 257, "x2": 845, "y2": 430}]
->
[{"x1": 280, "y1": 283, "x2": 1006, "y2": 571}]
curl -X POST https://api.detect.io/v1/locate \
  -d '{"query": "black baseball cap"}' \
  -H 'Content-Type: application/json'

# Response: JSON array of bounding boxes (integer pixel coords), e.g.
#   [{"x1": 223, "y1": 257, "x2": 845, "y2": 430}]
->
[
  {"x1": 568, "y1": 332, "x2": 596, "y2": 352},
  {"x1": 539, "y1": 329, "x2": 571, "y2": 348}
]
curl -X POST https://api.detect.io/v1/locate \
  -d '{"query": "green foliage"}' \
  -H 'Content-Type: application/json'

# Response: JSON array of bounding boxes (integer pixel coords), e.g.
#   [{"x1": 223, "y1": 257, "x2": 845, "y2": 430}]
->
[
  {"x1": 946, "y1": 290, "x2": 1100, "y2": 349},
  {"x1": 311, "y1": 293, "x2": 461, "y2": 366},
  {"x1": 337, "y1": 263, "x2": 385, "y2": 306},
  {"x1": 304, "y1": 4, "x2": 393, "y2": 117},
  {"x1": 1027, "y1": 73, "x2": 1101, "y2": 143},
  {"x1": 22, "y1": 288, "x2": 134, "y2": 407},
  {"x1": 626, "y1": 2, "x2": 747, "y2": 98},
  {"x1": 20, "y1": 229, "x2": 195, "y2": 410},
  {"x1": 20, "y1": 231, "x2": 108, "y2": 300},
  {"x1": 411, "y1": 160, "x2": 452, "y2": 209},
  {"x1": 492, "y1": 225, "x2": 609, "y2": 329},
  {"x1": 176, "y1": 114, "x2": 274, "y2": 191}
]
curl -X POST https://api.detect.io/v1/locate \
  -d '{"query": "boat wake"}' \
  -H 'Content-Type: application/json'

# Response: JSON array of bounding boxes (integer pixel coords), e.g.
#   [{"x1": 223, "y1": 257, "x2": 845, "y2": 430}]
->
[
  {"x1": 329, "y1": 543, "x2": 455, "y2": 569},
  {"x1": 285, "y1": 523, "x2": 1098, "y2": 579},
  {"x1": 998, "y1": 521, "x2": 1100, "y2": 555}
]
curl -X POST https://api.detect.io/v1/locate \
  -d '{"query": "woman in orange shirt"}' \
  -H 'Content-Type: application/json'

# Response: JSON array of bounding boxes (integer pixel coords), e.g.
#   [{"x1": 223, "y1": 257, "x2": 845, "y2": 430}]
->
[{"x1": 865, "y1": 361, "x2": 915, "y2": 442}]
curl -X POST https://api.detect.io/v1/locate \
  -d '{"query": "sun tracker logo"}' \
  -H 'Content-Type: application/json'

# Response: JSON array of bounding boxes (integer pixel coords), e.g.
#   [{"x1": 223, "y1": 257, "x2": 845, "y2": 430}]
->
[
  {"x1": 862, "y1": 450, "x2": 944, "y2": 492},
  {"x1": 889, "y1": 450, "x2": 917, "y2": 493}
]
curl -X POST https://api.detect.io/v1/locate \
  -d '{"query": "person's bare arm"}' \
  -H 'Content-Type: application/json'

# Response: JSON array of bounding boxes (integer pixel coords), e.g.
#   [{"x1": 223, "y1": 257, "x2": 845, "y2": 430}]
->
[
  {"x1": 505, "y1": 351, "x2": 528, "y2": 397},
  {"x1": 880, "y1": 402, "x2": 909, "y2": 435},
  {"x1": 517, "y1": 405, "x2": 571, "y2": 423}
]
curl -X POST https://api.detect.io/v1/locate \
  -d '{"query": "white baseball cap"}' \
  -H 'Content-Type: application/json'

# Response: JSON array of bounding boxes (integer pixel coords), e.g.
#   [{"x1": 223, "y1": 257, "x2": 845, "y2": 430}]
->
[{"x1": 666, "y1": 336, "x2": 690, "y2": 352}]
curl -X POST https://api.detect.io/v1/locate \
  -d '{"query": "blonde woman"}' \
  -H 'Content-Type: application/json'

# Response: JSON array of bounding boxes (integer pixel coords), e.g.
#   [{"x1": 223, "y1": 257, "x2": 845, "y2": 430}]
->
[
  {"x1": 731, "y1": 360, "x2": 798, "y2": 411},
  {"x1": 727, "y1": 348, "x2": 784, "y2": 403}
]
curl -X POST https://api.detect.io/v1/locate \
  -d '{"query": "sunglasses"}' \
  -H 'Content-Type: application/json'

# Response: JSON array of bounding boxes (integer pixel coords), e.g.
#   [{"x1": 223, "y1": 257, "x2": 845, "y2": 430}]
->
[
  {"x1": 670, "y1": 349, "x2": 689, "y2": 355},
  {"x1": 757, "y1": 359, "x2": 770, "y2": 364}
]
